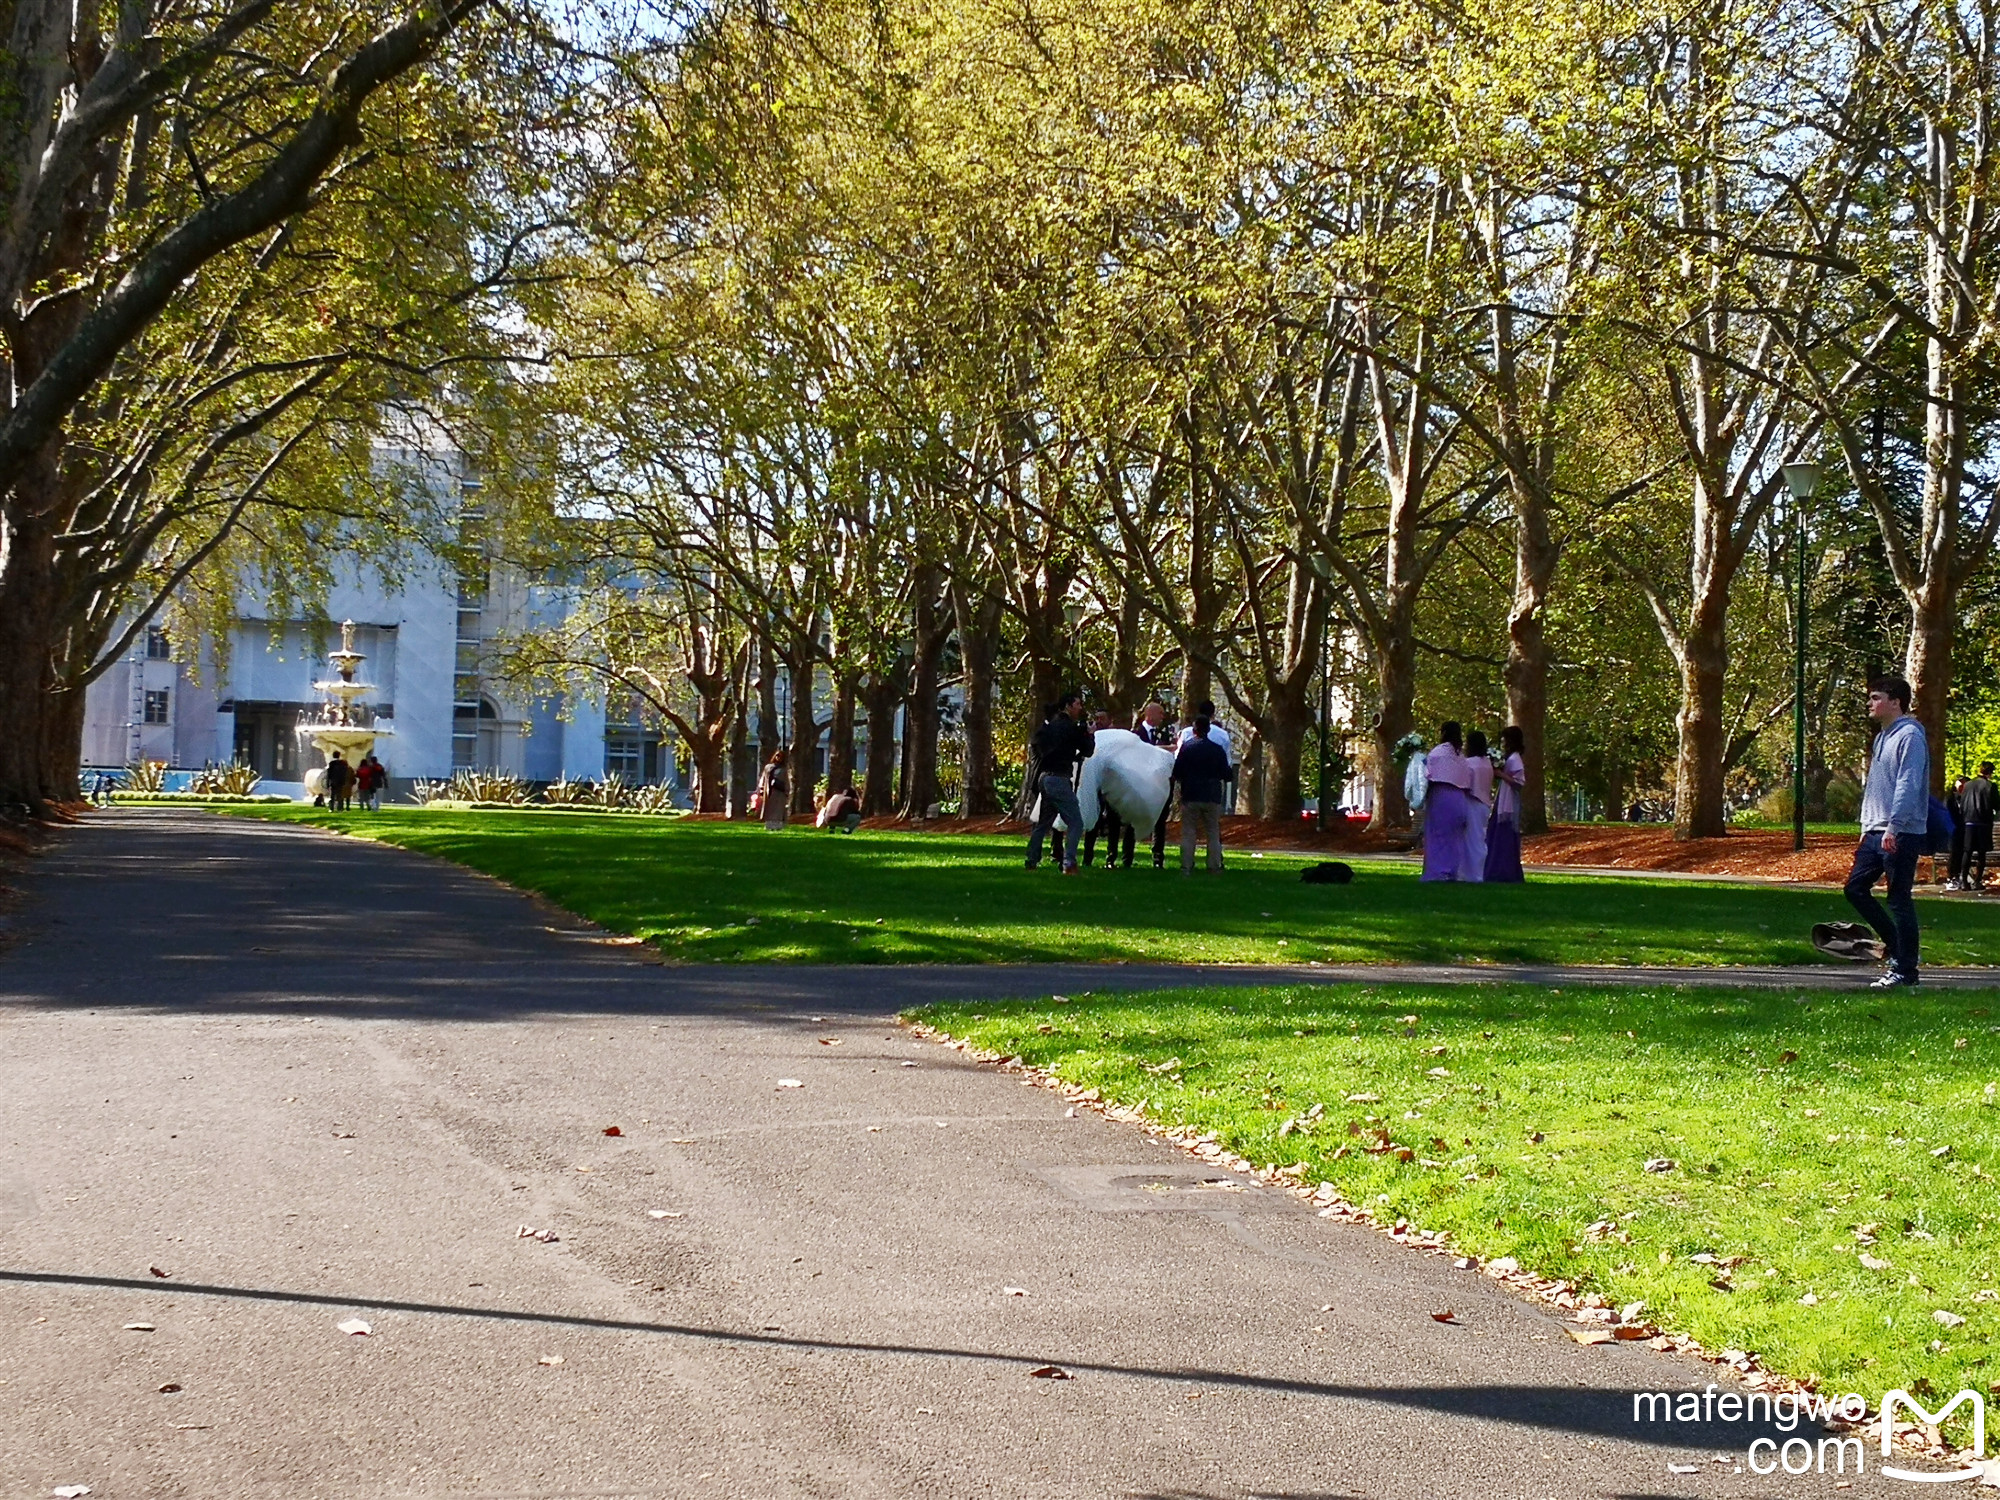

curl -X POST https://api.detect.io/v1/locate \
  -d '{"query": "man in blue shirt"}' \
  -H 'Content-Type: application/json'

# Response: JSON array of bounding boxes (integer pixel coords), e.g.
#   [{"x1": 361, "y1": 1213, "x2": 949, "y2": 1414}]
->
[
  {"x1": 1172, "y1": 716, "x2": 1232, "y2": 873},
  {"x1": 1846, "y1": 675, "x2": 1932, "y2": 988}
]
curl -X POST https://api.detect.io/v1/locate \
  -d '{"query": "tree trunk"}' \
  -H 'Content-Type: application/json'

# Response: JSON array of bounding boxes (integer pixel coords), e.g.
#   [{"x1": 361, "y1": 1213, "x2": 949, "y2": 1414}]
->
[
  {"x1": 1602, "y1": 761, "x2": 1627, "y2": 825},
  {"x1": 827, "y1": 672, "x2": 857, "y2": 798},
  {"x1": 1241, "y1": 728, "x2": 1266, "y2": 818},
  {"x1": 1673, "y1": 610, "x2": 1730, "y2": 838},
  {"x1": 900, "y1": 572, "x2": 948, "y2": 820},
  {"x1": 861, "y1": 671, "x2": 901, "y2": 815},
  {"x1": 1180, "y1": 444, "x2": 1218, "y2": 714},
  {"x1": 786, "y1": 652, "x2": 818, "y2": 814},
  {"x1": 756, "y1": 634, "x2": 779, "y2": 768},
  {"x1": 952, "y1": 585, "x2": 1001, "y2": 815},
  {"x1": 40, "y1": 680, "x2": 85, "y2": 803},
  {"x1": 1503, "y1": 498, "x2": 1557, "y2": 834},
  {"x1": 726, "y1": 702, "x2": 754, "y2": 820},
  {"x1": 1261, "y1": 692, "x2": 1313, "y2": 824},
  {"x1": 689, "y1": 721, "x2": 728, "y2": 813},
  {"x1": 0, "y1": 465, "x2": 61, "y2": 817},
  {"x1": 1367, "y1": 629, "x2": 1418, "y2": 832},
  {"x1": 1905, "y1": 577, "x2": 1955, "y2": 794}
]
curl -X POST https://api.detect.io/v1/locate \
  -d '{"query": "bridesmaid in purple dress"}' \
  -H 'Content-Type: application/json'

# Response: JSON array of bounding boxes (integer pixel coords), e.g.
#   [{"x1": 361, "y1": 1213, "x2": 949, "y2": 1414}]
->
[
  {"x1": 1485, "y1": 725, "x2": 1527, "y2": 882},
  {"x1": 1421, "y1": 722, "x2": 1472, "y2": 881}
]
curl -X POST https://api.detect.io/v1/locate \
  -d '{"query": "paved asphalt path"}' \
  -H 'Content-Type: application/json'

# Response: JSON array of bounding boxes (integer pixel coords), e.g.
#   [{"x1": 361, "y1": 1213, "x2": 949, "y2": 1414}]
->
[{"x1": 2, "y1": 813, "x2": 1979, "y2": 1500}]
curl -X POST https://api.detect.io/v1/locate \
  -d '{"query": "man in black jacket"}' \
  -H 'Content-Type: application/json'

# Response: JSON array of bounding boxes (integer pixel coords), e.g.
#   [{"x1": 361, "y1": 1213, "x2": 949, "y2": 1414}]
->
[
  {"x1": 1025, "y1": 691, "x2": 1094, "y2": 873},
  {"x1": 1966, "y1": 762, "x2": 1996, "y2": 891},
  {"x1": 1172, "y1": 716, "x2": 1231, "y2": 873}
]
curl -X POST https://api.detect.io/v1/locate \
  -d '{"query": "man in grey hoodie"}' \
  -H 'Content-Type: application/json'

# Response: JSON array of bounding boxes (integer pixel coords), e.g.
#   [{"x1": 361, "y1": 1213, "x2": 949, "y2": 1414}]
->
[{"x1": 1845, "y1": 675, "x2": 1932, "y2": 987}]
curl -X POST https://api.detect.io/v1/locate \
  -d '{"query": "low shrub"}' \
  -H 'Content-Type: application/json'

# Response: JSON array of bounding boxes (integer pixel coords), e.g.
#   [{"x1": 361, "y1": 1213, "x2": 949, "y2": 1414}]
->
[
  {"x1": 189, "y1": 761, "x2": 261, "y2": 796},
  {"x1": 124, "y1": 760, "x2": 168, "y2": 793},
  {"x1": 111, "y1": 791, "x2": 290, "y2": 804}
]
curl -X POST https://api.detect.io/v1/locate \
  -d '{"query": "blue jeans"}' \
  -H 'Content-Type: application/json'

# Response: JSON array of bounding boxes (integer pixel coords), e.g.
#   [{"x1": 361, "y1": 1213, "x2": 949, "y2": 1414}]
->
[
  {"x1": 1846, "y1": 831, "x2": 1921, "y2": 978},
  {"x1": 1026, "y1": 773, "x2": 1084, "y2": 870}
]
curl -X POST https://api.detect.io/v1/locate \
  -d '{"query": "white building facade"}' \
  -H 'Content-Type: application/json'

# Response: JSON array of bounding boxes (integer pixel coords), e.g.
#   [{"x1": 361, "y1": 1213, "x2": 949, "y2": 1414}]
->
[{"x1": 81, "y1": 450, "x2": 676, "y2": 799}]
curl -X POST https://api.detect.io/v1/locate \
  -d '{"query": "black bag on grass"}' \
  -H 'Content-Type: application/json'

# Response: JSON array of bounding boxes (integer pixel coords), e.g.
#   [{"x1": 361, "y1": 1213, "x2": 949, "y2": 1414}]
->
[{"x1": 1301, "y1": 861, "x2": 1354, "y2": 885}]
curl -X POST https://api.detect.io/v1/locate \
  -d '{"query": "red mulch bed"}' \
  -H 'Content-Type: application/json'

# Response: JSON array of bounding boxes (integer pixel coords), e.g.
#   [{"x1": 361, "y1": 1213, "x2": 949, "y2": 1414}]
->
[{"x1": 1520, "y1": 825, "x2": 1859, "y2": 882}]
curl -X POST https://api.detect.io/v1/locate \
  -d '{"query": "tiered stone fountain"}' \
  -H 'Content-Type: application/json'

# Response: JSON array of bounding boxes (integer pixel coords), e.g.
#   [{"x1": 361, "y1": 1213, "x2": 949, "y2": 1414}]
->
[{"x1": 296, "y1": 619, "x2": 393, "y2": 799}]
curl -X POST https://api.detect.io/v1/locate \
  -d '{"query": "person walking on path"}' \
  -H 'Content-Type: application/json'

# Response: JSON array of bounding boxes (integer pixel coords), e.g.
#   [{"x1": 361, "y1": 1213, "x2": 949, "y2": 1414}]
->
[
  {"x1": 1947, "y1": 776, "x2": 1971, "y2": 888},
  {"x1": 1421, "y1": 724, "x2": 1472, "y2": 882},
  {"x1": 356, "y1": 754, "x2": 386, "y2": 811},
  {"x1": 1459, "y1": 729, "x2": 1493, "y2": 882},
  {"x1": 1845, "y1": 675, "x2": 1931, "y2": 987},
  {"x1": 1025, "y1": 691, "x2": 1094, "y2": 873},
  {"x1": 1964, "y1": 762, "x2": 1996, "y2": 891},
  {"x1": 1172, "y1": 716, "x2": 1231, "y2": 873},
  {"x1": 1484, "y1": 726, "x2": 1527, "y2": 883},
  {"x1": 325, "y1": 752, "x2": 353, "y2": 812},
  {"x1": 757, "y1": 749, "x2": 789, "y2": 832}
]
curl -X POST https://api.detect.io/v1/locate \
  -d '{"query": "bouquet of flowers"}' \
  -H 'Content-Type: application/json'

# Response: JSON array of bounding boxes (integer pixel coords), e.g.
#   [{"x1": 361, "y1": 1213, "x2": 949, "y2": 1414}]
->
[{"x1": 1388, "y1": 730, "x2": 1427, "y2": 767}]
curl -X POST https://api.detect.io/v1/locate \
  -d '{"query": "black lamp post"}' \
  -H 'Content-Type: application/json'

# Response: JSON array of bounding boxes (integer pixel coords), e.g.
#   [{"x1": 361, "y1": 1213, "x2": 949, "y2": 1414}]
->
[{"x1": 1780, "y1": 460, "x2": 1822, "y2": 854}]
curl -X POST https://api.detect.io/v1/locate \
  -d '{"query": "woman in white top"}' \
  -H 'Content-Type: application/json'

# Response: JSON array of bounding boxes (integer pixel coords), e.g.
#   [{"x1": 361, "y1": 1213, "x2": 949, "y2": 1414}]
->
[
  {"x1": 1485, "y1": 725, "x2": 1527, "y2": 882},
  {"x1": 1460, "y1": 729, "x2": 1493, "y2": 882}
]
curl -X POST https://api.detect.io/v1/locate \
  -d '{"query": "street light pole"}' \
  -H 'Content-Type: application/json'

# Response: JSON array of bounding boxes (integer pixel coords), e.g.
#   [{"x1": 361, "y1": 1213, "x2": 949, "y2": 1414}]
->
[{"x1": 1781, "y1": 461, "x2": 1822, "y2": 854}]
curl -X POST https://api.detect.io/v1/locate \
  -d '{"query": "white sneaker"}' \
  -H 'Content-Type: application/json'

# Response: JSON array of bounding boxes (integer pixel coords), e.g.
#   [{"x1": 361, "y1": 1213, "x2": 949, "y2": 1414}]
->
[{"x1": 1870, "y1": 970, "x2": 1917, "y2": 989}]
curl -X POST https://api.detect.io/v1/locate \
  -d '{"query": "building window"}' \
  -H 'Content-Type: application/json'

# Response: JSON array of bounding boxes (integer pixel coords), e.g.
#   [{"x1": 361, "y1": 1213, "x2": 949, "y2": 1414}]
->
[
  {"x1": 143, "y1": 689, "x2": 171, "y2": 724},
  {"x1": 145, "y1": 625, "x2": 171, "y2": 660},
  {"x1": 604, "y1": 736, "x2": 645, "y2": 781},
  {"x1": 604, "y1": 695, "x2": 665, "y2": 784}
]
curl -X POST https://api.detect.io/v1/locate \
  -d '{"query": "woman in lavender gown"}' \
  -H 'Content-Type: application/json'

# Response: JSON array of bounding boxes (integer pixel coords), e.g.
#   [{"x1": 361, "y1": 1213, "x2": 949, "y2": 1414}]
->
[
  {"x1": 1484, "y1": 725, "x2": 1527, "y2": 883},
  {"x1": 1460, "y1": 729, "x2": 1493, "y2": 882},
  {"x1": 1421, "y1": 722, "x2": 1472, "y2": 881}
]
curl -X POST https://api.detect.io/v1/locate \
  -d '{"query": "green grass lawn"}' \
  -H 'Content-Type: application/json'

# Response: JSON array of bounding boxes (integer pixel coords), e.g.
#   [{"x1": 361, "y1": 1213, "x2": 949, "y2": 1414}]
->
[
  {"x1": 223, "y1": 806, "x2": 2000, "y2": 968},
  {"x1": 916, "y1": 981, "x2": 2000, "y2": 1396}
]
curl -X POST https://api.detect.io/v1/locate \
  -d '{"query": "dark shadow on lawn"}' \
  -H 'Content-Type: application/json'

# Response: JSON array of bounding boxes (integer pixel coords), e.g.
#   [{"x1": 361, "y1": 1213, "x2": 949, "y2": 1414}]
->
[
  {"x1": 3, "y1": 811, "x2": 1991, "y2": 1025},
  {"x1": 0, "y1": 1267, "x2": 1837, "y2": 1454},
  {"x1": 201, "y1": 806, "x2": 2000, "y2": 970}
]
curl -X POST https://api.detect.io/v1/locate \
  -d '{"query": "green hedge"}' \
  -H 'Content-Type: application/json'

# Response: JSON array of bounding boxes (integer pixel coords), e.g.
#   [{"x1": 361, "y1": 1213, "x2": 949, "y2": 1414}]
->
[
  {"x1": 111, "y1": 792, "x2": 292, "y2": 805},
  {"x1": 413, "y1": 799, "x2": 685, "y2": 816}
]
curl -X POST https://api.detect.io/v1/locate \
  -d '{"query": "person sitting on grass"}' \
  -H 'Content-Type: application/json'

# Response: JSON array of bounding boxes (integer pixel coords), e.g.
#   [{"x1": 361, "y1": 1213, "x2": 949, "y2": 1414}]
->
[
  {"x1": 819, "y1": 784, "x2": 862, "y2": 833},
  {"x1": 1172, "y1": 716, "x2": 1231, "y2": 874},
  {"x1": 1025, "y1": 690, "x2": 1093, "y2": 874}
]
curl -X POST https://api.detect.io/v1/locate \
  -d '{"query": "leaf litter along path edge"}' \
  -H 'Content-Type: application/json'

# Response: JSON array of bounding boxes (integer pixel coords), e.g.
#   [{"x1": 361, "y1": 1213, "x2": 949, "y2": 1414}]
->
[{"x1": 911, "y1": 976, "x2": 2000, "y2": 1474}]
